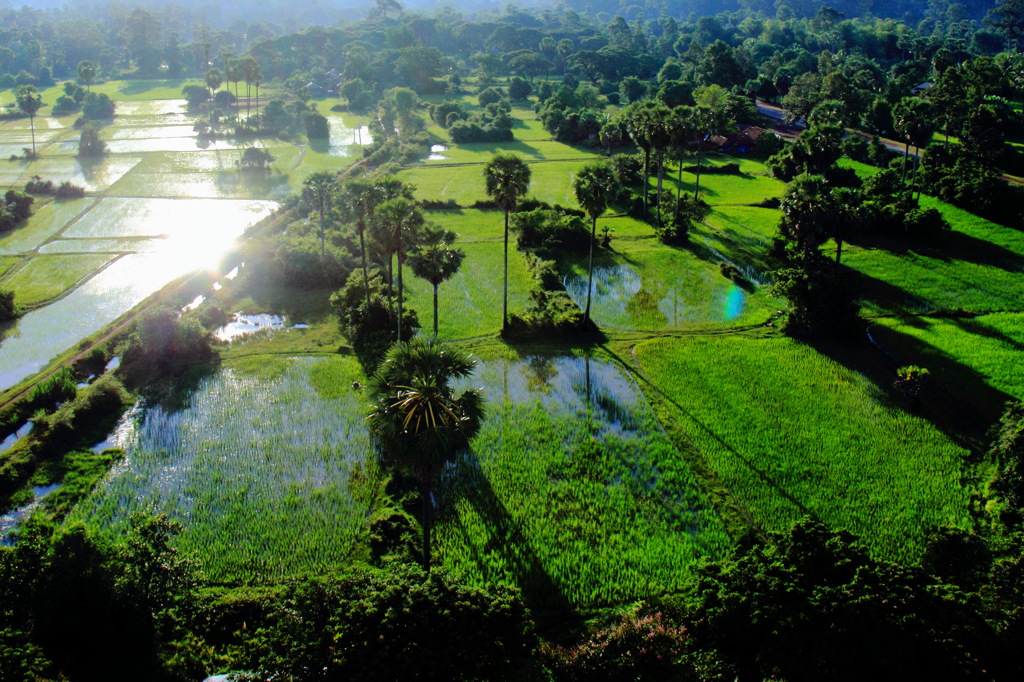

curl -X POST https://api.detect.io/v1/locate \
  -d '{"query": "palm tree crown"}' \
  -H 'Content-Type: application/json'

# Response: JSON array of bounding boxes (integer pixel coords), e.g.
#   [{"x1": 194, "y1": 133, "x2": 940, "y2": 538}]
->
[{"x1": 367, "y1": 337, "x2": 484, "y2": 569}]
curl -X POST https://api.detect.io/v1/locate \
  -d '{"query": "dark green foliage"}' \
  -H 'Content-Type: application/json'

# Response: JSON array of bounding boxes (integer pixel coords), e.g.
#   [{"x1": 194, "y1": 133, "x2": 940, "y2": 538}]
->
[
  {"x1": 542, "y1": 611, "x2": 692, "y2": 681},
  {"x1": 219, "y1": 566, "x2": 534, "y2": 680},
  {"x1": 770, "y1": 257, "x2": 860, "y2": 339},
  {"x1": 428, "y1": 100, "x2": 466, "y2": 127},
  {"x1": 508, "y1": 76, "x2": 532, "y2": 101},
  {"x1": 991, "y1": 401, "x2": 1024, "y2": 516},
  {"x1": 0, "y1": 189, "x2": 33, "y2": 232},
  {"x1": 119, "y1": 308, "x2": 216, "y2": 388},
  {"x1": 0, "y1": 515, "x2": 199, "y2": 681},
  {"x1": 32, "y1": 375, "x2": 129, "y2": 457},
  {"x1": 511, "y1": 208, "x2": 589, "y2": 252},
  {"x1": 506, "y1": 289, "x2": 587, "y2": 339},
  {"x1": 81, "y1": 91, "x2": 115, "y2": 120},
  {"x1": 181, "y1": 84, "x2": 210, "y2": 108},
  {"x1": 919, "y1": 146, "x2": 1024, "y2": 226},
  {"x1": 303, "y1": 111, "x2": 329, "y2": 139},
  {"x1": 655, "y1": 195, "x2": 710, "y2": 244},
  {"x1": 330, "y1": 272, "x2": 417, "y2": 373},
  {"x1": 0, "y1": 290, "x2": 17, "y2": 321},
  {"x1": 238, "y1": 146, "x2": 275, "y2": 171},
  {"x1": 688, "y1": 519, "x2": 993, "y2": 681},
  {"x1": 24, "y1": 177, "x2": 86, "y2": 197},
  {"x1": 536, "y1": 84, "x2": 603, "y2": 144},
  {"x1": 78, "y1": 125, "x2": 106, "y2": 157},
  {"x1": 448, "y1": 107, "x2": 514, "y2": 143}
]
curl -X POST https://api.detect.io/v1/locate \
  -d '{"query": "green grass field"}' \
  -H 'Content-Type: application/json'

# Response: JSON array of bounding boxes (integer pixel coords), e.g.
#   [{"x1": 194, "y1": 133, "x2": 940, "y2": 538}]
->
[
  {"x1": 1, "y1": 253, "x2": 113, "y2": 305},
  {"x1": 436, "y1": 354, "x2": 730, "y2": 608},
  {"x1": 634, "y1": 335, "x2": 971, "y2": 564}
]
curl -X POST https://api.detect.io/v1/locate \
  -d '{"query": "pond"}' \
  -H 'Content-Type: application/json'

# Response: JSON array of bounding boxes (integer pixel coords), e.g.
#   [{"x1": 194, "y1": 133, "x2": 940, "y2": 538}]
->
[
  {"x1": 563, "y1": 263, "x2": 749, "y2": 329},
  {"x1": 0, "y1": 483, "x2": 60, "y2": 545}
]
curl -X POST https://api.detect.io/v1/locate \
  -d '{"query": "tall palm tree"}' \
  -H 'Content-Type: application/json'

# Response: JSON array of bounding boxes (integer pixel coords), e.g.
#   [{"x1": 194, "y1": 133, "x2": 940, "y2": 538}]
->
[
  {"x1": 240, "y1": 57, "x2": 259, "y2": 126},
  {"x1": 409, "y1": 228, "x2": 465, "y2": 335},
  {"x1": 621, "y1": 102, "x2": 655, "y2": 216},
  {"x1": 205, "y1": 67, "x2": 222, "y2": 103},
  {"x1": 15, "y1": 85, "x2": 42, "y2": 157},
  {"x1": 367, "y1": 337, "x2": 484, "y2": 570},
  {"x1": 483, "y1": 153, "x2": 531, "y2": 336},
  {"x1": 573, "y1": 162, "x2": 620, "y2": 325},
  {"x1": 893, "y1": 97, "x2": 935, "y2": 184},
  {"x1": 668, "y1": 105, "x2": 697, "y2": 226},
  {"x1": 302, "y1": 171, "x2": 336, "y2": 258},
  {"x1": 374, "y1": 197, "x2": 425, "y2": 342},
  {"x1": 76, "y1": 60, "x2": 97, "y2": 94},
  {"x1": 225, "y1": 58, "x2": 242, "y2": 117}
]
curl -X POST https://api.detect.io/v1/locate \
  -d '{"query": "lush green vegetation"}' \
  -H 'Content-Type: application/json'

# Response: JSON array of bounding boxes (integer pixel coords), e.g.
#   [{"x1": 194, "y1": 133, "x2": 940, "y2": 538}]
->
[
  {"x1": 3, "y1": 0, "x2": 1024, "y2": 678},
  {"x1": 634, "y1": 335, "x2": 972, "y2": 563},
  {"x1": 436, "y1": 354, "x2": 730, "y2": 608}
]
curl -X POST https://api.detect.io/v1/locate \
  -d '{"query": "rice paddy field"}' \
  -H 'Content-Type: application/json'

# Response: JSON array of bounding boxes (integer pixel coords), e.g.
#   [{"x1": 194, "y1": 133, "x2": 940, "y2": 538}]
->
[
  {"x1": 633, "y1": 335, "x2": 972, "y2": 564},
  {"x1": 69, "y1": 356, "x2": 376, "y2": 582},
  {"x1": 0, "y1": 80, "x2": 377, "y2": 390},
  {"x1": 3, "y1": 78, "x2": 1015, "y2": 613}
]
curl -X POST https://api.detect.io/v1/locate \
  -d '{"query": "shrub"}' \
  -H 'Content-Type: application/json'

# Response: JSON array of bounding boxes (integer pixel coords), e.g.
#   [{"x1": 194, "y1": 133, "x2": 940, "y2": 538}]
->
[
  {"x1": 511, "y1": 208, "x2": 589, "y2": 252},
  {"x1": 0, "y1": 290, "x2": 18, "y2": 320},
  {"x1": 654, "y1": 195, "x2": 710, "y2": 245},
  {"x1": 331, "y1": 271, "x2": 418, "y2": 373},
  {"x1": 81, "y1": 92, "x2": 115, "y2": 120},
  {"x1": 506, "y1": 289, "x2": 585, "y2": 340},
  {"x1": 118, "y1": 308, "x2": 216, "y2": 388},
  {"x1": 542, "y1": 612, "x2": 688, "y2": 680}
]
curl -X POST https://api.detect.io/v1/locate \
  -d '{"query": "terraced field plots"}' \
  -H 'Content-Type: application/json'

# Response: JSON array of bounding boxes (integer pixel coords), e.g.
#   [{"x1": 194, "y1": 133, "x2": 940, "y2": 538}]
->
[{"x1": 0, "y1": 82, "x2": 379, "y2": 389}]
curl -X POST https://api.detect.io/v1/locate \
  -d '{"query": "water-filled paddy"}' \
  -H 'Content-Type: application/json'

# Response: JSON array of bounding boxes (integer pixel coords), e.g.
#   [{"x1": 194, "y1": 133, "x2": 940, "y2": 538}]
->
[
  {"x1": 436, "y1": 355, "x2": 729, "y2": 607},
  {"x1": 563, "y1": 261, "x2": 754, "y2": 329},
  {"x1": 69, "y1": 356, "x2": 374, "y2": 582}
]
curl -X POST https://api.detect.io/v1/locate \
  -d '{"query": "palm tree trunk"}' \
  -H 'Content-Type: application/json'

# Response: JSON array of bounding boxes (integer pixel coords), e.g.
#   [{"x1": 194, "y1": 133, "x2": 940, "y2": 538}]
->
[
  {"x1": 432, "y1": 282, "x2": 439, "y2": 335},
  {"x1": 397, "y1": 254, "x2": 404, "y2": 343},
  {"x1": 502, "y1": 210, "x2": 509, "y2": 336},
  {"x1": 319, "y1": 213, "x2": 326, "y2": 258},
  {"x1": 358, "y1": 224, "x2": 371, "y2": 310},
  {"x1": 255, "y1": 83, "x2": 260, "y2": 130},
  {"x1": 388, "y1": 255, "x2": 395, "y2": 321},
  {"x1": 674, "y1": 152, "x2": 683, "y2": 226},
  {"x1": 584, "y1": 216, "x2": 596, "y2": 324},
  {"x1": 902, "y1": 139, "x2": 910, "y2": 183},
  {"x1": 29, "y1": 116, "x2": 35, "y2": 157},
  {"x1": 642, "y1": 148, "x2": 650, "y2": 217},
  {"x1": 655, "y1": 153, "x2": 664, "y2": 226}
]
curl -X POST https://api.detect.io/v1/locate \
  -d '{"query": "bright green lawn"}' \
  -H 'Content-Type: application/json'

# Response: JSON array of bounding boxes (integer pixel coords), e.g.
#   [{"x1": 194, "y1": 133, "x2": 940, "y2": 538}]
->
[
  {"x1": 635, "y1": 335, "x2": 972, "y2": 564},
  {"x1": 1, "y1": 253, "x2": 114, "y2": 305},
  {"x1": 400, "y1": 159, "x2": 590, "y2": 208},
  {"x1": 0, "y1": 255, "x2": 22, "y2": 278},
  {"x1": 403, "y1": 239, "x2": 537, "y2": 339}
]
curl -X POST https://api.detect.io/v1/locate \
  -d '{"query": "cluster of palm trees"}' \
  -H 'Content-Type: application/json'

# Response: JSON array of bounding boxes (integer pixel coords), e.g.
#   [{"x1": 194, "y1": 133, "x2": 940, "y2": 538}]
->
[
  {"x1": 613, "y1": 90, "x2": 731, "y2": 225},
  {"x1": 303, "y1": 172, "x2": 465, "y2": 340},
  {"x1": 205, "y1": 56, "x2": 262, "y2": 128}
]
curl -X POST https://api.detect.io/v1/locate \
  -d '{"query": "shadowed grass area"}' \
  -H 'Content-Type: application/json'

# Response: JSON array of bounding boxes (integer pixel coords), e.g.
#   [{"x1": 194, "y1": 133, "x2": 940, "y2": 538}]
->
[
  {"x1": 634, "y1": 335, "x2": 971, "y2": 565},
  {"x1": 436, "y1": 354, "x2": 730, "y2": 609}
]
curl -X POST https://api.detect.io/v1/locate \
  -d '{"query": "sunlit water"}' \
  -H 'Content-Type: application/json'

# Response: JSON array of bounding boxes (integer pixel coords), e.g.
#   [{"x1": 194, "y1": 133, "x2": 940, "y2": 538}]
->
[{"x1": 0, "y1": 199, "x2": 276, "y2": 390}]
